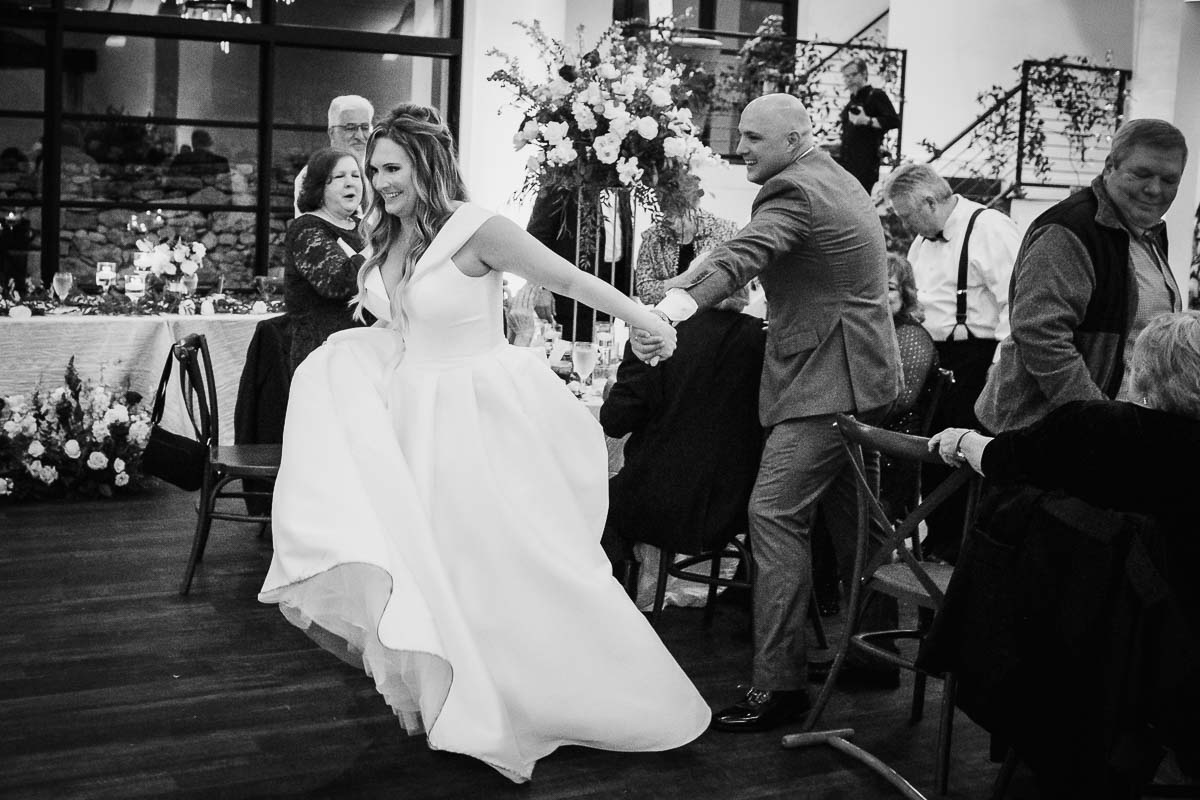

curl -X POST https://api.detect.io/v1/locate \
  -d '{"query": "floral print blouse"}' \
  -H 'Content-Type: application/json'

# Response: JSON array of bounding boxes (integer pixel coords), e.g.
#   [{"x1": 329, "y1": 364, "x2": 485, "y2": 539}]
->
[
  {"x1": 283, "y1": 213, "x2": 365, "y2": 371},
  {"x1": 634, "y1": 209, "x2": 740, "y2": 305}
]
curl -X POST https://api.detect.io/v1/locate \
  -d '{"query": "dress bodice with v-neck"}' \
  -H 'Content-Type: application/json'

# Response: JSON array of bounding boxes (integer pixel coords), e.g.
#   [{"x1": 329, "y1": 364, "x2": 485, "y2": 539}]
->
[
  {"x1": 362, "y1": 203, "x2": 507, "y2": 363},
  {"x1": 259, "y1": 202, "x2": 709, "y2": 783}
]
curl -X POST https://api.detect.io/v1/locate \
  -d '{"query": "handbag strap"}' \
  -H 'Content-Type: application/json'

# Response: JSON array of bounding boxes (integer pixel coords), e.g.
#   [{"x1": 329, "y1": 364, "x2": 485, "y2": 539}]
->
[
  {"x1": 149, "y1": 346, "x2": 175, "y2": 425},
  {"x1": 149, "y1": 341, "x2": 209, "y2": 443},
  {"x1": 950, "y1": 207, "x2": 985, "y2": 342}
]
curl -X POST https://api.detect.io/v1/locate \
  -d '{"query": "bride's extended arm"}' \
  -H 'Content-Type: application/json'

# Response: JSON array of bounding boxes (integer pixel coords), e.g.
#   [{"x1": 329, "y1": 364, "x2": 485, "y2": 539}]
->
[{"x1": 472, "y1": 215, "x2": 676, "y2": 352}]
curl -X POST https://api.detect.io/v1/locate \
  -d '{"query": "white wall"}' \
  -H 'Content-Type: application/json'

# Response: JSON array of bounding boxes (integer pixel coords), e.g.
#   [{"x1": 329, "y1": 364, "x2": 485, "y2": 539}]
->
[{"x1": 888, "y1": 0, "x2": 1135, "y2": 159}]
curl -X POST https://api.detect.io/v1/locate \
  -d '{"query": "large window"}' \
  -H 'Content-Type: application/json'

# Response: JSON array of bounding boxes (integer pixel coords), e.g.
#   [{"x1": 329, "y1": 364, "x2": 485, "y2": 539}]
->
[{"x1": 0, "y1": 0, "x2": 462, "y2": 290}]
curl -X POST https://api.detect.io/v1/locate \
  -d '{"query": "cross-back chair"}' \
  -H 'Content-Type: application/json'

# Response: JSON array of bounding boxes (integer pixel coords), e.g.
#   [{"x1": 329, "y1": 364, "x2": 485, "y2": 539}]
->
[
  {"x1": 173, "y1": 333, "x2": 281, "y2": 595},
  {"x1": 783, "y1": 413, "x2": 981, "y2": 799}
]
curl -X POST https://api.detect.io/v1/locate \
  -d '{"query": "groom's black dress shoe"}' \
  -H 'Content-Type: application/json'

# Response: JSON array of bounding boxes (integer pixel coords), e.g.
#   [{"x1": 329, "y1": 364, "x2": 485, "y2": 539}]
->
[{"x1": 711, "y1": 687, "x2": 812, "y2": 732}]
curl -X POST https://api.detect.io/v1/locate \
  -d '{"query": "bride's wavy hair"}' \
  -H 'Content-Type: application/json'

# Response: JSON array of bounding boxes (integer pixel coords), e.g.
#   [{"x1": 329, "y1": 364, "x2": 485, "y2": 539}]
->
[{"x1": 351, "y1": 103, "x2": 469, "y2": 331}]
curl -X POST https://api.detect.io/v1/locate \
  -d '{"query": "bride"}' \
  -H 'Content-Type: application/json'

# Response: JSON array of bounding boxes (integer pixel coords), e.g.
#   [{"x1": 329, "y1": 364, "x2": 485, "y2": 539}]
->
[{"x1": 258, "y1": 103, "x2": 710, "y2": 783}]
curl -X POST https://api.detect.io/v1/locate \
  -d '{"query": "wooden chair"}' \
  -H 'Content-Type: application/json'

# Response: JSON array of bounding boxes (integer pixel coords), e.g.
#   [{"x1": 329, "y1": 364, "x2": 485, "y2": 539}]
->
[
  {"x1": 174, "y1": 333, "x2": 281, "y2": 595},
  {"x1": 783, "y1": 413, "x2": 980, "y2": 799},
  {"x1": 642, "y1": 539, "x2": 829, "y2": 652}
]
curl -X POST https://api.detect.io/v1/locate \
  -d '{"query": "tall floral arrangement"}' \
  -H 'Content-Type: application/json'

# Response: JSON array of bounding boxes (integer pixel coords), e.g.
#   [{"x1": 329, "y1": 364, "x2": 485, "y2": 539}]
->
[
  {"x1": 487, "y1": 19, "x2": 724, "y2": 215},
  {"x1": 0, "y1": 358, "x2": 152, "y2": 501}
]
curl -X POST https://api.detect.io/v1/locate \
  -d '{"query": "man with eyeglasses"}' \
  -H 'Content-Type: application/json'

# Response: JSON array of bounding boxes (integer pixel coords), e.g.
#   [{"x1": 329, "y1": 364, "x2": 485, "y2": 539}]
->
[{"x1": 293, "y1": 94, "x2": 375, "y2": 217}]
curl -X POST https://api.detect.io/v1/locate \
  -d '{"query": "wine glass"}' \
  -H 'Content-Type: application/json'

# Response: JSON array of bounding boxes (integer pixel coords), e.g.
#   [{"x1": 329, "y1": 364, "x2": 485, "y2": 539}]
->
[
  {"x1": 571, "y1": 342, "x2": 598, "y2": 387},
  {"x1": 51, "y1": 270, "x2": 74, "y2": 303}
]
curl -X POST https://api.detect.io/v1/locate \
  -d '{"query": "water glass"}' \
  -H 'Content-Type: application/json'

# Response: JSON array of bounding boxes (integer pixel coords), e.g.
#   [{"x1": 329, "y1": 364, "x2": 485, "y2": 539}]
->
[
  {"x1": 51, "y1": 270, "x2": 74, "y2": 302},
  {"x1": 594, "y1": 322, "x2": 614, "y2": 365},
  {"x1": 572, "y1": 342, "x2": 598, "y2": 385}
]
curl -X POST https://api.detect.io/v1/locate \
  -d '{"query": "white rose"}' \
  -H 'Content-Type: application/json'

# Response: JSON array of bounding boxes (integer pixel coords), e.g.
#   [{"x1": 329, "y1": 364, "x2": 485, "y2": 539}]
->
[
  {"x1": 114, "y1": 471, "x2": 130, "y2": 487},
  {"x1": 547, "y1": 77, "x2": 573, "y2": 101},
  {"x1": 597, "y1": 62, "x2": 619, "y2": 81},
  {"x1": 64, "y1": 439, "x2": 81, "y2": 458},
  {"x1": 179, "y1": 260, "x2": 198, "y2": 276},
  {"x1": 50, "y1": 387, "x2": 67, "y2": 403},
  {"x1": 250, "y1": 300, "x2": 268, "y2": 314},
  {"x1": 128, "y1": 421, "x2": 151, "y2": 447},
  {"x1": 541, "y1": 121, "x2": 570, "y2": 145},
  {"x1": 173, "y1": 244, "x2": 189, "y2": 262},
  {"x1": 113, "y1": 458, "x2": 126, "y2": 473},
  {"x1": 39, "y1": 465, "x2": 58, "y2": 485},
  {"x1": 92, "y1": 420, "x2": 109, "y2": 441},
  {"x1": 662, "y1": 136, "x2": 687, "y2": 159},
  {"x1": 546, "y1": 140, "x2": 578, "y2": 166},
  {"x1": 616, "y1": 156, "x2": 644, "y2": 186},
  {"x1": 104, "y1": 405, "x2": 129, "y2": 425},
  {"x1": 27, "y1": 440, "x2": 45, "y2": 458},
  {"x1": 4, "y1": 395, "x2": 27, "y2": 414},
  {"x1": 592, "y1": 133, "x2": 622, "y2": 165},
  {"x1": 191, "y1": 242, "x2": 207, "y2": 258},
  {"x1": 526, "y1": 150, "x2": 546, "y2": 172},
  {"x1": 647, "y1": 86, "x2": 673, "y2": 107},
  {"x1": 607, "y1": 114, "x2": 633, "y2": 140},
  {"x1": 20, "y1": 417, "x2": 37, "y2": 437},
  {"x1": 26, "y1": 459, "x2": 42, "y2": 475},
  {"x1": 3, "y1": 420, "x2": 19, "y2": 436},
  {"x1": 634, "y1": 116, "x2": 660, "y2": 140},
  {"x1": 572, "y1": 103, "x2": 597, "y2": 132},
  {"x1": 87, "y1": 451, "x2": 109, "y2": 470}
]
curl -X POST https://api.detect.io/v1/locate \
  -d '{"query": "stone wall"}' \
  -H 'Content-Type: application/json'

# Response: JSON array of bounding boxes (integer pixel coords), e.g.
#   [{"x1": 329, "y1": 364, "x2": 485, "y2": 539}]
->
[{"x1": 1, "y1": 159, "x2": 294, "y2": 291}]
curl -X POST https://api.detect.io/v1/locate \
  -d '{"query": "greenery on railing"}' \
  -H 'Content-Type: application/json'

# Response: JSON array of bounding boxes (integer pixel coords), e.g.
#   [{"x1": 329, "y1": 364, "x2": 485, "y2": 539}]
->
[{"x1": 920, "y1": 54, "x2": 1127, "y2": 186}]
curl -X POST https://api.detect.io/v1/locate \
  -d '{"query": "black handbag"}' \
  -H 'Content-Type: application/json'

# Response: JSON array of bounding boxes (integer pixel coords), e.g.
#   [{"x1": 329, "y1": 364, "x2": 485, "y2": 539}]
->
[{"x1": 141, "y1": 345, "x2": 208, "y2": 491}]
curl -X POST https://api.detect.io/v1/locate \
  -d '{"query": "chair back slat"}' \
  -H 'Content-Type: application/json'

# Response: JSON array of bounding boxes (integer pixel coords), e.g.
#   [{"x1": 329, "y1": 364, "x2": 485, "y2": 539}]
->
[
  {"x1": 172, "y1": 334, "x2": 220, "y2": 447},
  {"x1": 835, "y1": 413, "x2": 980, "y2": 610}
]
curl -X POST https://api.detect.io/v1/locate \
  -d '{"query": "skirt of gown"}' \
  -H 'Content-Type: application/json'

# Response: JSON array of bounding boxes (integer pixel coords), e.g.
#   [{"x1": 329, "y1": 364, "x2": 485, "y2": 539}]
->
[{"x1": 258, "y1": 327, "x2": 711, "y2": 782}]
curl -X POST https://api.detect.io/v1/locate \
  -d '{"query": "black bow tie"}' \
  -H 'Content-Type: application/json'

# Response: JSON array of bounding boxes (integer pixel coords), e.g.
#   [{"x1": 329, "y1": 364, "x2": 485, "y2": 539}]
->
[{"x1": 926, "y1": 232, "x2": 948, "y2": 243}]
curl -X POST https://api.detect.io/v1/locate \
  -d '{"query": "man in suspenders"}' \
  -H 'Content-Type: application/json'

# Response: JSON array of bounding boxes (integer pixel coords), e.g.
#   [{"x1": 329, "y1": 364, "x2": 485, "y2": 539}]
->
[{"x1": 884, "y1": 163, "x2": 1020, "y2": 562}]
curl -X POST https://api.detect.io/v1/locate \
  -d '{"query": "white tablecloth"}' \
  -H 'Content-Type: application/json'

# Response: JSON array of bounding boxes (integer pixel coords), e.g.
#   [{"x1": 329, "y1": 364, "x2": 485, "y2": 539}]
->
[{"x1": 0, "y1": 313, "x2": 276, "y2": 444}]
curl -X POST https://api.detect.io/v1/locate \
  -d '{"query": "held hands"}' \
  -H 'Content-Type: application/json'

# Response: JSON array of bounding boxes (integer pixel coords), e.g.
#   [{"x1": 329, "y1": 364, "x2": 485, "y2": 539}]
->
[{"x1": 630, "y1": 313, "x2": 677, "y2": 366}]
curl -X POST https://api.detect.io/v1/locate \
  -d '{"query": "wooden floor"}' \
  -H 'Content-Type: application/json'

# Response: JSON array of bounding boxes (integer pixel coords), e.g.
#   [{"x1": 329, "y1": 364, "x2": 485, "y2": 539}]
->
[{"x1": 0, "y1": 482, "x2": 1038, "y2": 799}]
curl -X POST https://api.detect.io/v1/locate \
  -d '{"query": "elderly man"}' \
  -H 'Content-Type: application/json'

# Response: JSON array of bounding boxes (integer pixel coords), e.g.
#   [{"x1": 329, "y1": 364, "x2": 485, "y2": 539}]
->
[
  {"x1": 293, "y1": 94, "x2": 374, "y2": 216},
  {"x1": 884, "y1": 162, "x2": 1019, "y2": 561},
  {"x1": 635, "y1": 93, "x2": 901, "y2": 731},
  {"x1": 976, "y1": 118, "x2": 1188, "y2": 434},
  {"x1": 836, "y1": 58, "x2": 899, "y2": 193}
]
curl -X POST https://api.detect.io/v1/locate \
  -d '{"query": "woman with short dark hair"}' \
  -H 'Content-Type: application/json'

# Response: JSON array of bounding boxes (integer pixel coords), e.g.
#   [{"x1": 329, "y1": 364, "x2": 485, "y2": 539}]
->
[{"x1": 283, "y1": 146, "x2": 366, "y2": 370}]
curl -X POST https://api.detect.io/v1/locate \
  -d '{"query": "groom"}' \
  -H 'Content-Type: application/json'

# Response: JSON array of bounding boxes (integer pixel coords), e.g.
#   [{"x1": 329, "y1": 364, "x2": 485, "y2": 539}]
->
[{"x1": 632, "y1": 93, "x2": 901, "y2": 731}]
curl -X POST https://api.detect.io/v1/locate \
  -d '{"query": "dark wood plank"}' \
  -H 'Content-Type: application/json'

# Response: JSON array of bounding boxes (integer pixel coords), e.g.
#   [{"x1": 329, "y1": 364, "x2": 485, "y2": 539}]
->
[{"x1": 0, "y1": 483, "x2": 1037, "y2": 799}]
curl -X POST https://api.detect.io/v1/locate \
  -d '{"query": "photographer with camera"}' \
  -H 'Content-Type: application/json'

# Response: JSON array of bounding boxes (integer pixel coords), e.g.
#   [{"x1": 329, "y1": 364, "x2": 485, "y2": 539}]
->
[{"x1": 837, "y1": 58, "x2": 899, "y2": 192}]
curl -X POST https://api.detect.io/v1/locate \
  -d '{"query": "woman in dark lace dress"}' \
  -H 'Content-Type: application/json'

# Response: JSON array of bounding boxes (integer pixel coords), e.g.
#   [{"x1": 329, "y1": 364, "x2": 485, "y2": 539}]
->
[{"x1": 285, "y1": 147, "x2": 367, "y2": 371}]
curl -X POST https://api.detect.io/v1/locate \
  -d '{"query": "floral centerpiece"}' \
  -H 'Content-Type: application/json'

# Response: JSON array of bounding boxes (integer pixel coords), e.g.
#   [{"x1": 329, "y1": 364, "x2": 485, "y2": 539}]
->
[
  {"x1": 487, "y1": 18, "x2": 724, "y2": 215},
  {"x1": 134, "y1": 236, "x2": 207, "y2": 282},
  {"x1": 0, "y1": 358, "x2": 153, "y2": 501}
]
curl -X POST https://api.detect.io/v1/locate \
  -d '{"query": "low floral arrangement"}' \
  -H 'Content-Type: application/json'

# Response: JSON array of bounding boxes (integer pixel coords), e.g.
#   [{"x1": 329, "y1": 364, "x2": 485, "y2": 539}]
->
[
  {"x1": 0, "y1": 358, "x2": 152, "y2": 501},
  {"x1": 134, "y1": 236, "x2": 207, "y2": 279},
  {"x1": 488, "y1": 18, "x2": 724, "y2": 214}
]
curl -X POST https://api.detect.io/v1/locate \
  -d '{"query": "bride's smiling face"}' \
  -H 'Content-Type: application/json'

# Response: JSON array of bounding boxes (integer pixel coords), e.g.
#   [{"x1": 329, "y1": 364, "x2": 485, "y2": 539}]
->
[{"x1": 369, "y1": 137, "x2": 419, "y2": 219}]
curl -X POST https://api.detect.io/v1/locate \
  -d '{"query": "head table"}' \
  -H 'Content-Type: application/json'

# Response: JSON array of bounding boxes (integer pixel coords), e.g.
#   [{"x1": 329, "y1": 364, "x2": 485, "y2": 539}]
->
[{"x1": 0, "y1": 313, "x2": 277, "y2": 446}]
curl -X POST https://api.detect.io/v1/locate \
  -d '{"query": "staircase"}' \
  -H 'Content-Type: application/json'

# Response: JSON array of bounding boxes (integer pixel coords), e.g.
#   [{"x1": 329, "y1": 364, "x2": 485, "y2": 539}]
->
[{"x1": 920, "y1": 58, "x2": 1130, "y2": 212}]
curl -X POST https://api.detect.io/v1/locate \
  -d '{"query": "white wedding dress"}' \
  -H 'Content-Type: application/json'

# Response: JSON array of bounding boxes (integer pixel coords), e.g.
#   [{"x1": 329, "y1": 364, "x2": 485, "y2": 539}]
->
[{"x1": 258, "y1": 203, "x2": 710, "y2": 783}]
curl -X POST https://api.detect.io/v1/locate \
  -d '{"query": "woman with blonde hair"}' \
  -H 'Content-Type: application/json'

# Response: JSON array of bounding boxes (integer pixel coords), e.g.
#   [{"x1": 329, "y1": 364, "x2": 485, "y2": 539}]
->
[{"x1": 259, "y1": 104, "x2": 709, "y2": 783}]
